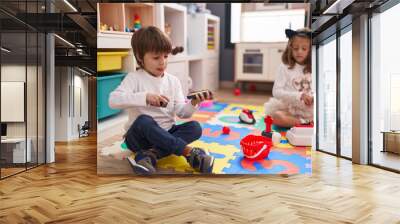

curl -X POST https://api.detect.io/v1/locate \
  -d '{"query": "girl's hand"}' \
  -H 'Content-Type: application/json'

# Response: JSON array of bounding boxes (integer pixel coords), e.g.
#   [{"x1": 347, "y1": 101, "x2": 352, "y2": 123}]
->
[
  {"x1": 301, "y1": 93, "x2": 313, "y2": 106},
  {"x1": 146, "y1": 93, "x2": 169, "y2": 107},
  {"x1": 191, "y1": 91, "x2": 211, "y2": 106}
]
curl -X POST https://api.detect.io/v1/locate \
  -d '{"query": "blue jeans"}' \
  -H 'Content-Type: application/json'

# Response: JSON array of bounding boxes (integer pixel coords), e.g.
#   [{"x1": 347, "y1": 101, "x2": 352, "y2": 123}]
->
[{"x1": 124, "y1": 114, "x2": 202, "y2": 158}]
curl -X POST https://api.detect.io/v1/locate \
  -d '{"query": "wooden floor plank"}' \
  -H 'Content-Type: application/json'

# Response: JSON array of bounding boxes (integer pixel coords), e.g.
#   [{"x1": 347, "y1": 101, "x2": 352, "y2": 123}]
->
[
  {"x1": 1, "y1": 134, "x2": 400, "y2": 223},
  {"x1": 1, "y1": 90, "x2": 400, "y2": 223}
]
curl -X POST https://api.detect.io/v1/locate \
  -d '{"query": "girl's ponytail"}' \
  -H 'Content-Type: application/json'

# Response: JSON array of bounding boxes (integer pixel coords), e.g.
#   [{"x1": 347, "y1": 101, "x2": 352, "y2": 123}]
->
[{"x1": 171, "y1": 46, "x2": 184, "y2": 55}]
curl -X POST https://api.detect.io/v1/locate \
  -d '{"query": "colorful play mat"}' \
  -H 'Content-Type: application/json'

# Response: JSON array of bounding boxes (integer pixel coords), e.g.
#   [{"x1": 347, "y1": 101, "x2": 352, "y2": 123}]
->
[{"x1": 106, "y1": 102, "x2": 312, "y2": 175}]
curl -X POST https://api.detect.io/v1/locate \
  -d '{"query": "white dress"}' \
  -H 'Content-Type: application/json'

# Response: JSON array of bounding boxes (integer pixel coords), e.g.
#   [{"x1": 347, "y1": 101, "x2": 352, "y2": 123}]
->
[{"x1": 264, "y1": 63, "x2": 313, "y2": 120}]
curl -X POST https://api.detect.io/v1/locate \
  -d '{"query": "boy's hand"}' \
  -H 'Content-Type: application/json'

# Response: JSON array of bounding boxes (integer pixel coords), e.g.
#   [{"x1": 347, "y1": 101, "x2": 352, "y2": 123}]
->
[
  {"x1": 301, "y1": 93, "x2": 314, "y2": 106},
  {"x1": 191, "y1": 91, "x2": 211, "y2": 106},
  {"x1": 146, "y1": 93, "x2": 169, "y2": 107}
]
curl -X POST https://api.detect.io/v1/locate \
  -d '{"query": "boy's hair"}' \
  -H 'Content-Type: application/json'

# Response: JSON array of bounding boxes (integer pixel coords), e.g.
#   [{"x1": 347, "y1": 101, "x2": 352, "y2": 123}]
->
[
  {"x1": 131, "y1": 26, "x2": 183, "y2": 68},
  {"x1": 281, "y1": 28, "x2": 311, "y2": 74}
]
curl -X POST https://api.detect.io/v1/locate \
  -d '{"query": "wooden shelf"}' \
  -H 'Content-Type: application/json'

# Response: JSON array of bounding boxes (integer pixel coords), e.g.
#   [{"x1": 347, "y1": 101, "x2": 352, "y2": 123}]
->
[
  {"x1": 124, "y1": 3, "x2": 154, "y2": 32},
  {"x1": 97, "y1": 3, "x2": 155, "y2": 49},
  {"x1": 97, "y1": 32, "x2": 132, "y2": 49},
  {"x1": 188, "y1": 13, "x2": 220, "y2": 56},
  {"x1": 161, "y1": 3, "x2": 186, "y2": 54},
  {"x1": 98, "y1": 4, "x2": 124, "y2": 32},
  {"x1": 97, "y1": 3, "x2": 220, "y2": 95},
  {"x1": 99, "y1": 30, "x2": 131, "y2": 35}
]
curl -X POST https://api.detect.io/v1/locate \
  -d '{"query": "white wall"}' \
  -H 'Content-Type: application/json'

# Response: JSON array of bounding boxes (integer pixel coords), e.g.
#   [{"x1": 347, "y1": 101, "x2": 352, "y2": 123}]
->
[
  {"x1": 72, "y1": 73, "x2": 89, "y2": 138},
  {"x1": 54, "y1": 67, "x2": 89, "y2": 141},
  {"x1": 55, "y1": 66, "x2": 69, "y2": 141}
]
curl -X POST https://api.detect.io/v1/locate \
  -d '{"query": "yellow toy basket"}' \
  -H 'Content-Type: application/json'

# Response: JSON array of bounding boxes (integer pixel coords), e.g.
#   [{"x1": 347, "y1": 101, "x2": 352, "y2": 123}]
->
[{"x1": 97, "y1": 51, "x2": 129, "y2": 72}]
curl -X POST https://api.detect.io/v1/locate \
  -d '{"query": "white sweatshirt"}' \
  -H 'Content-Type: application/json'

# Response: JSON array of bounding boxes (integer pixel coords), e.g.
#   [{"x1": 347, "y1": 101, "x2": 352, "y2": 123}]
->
[
  {"x1": 109, "y1": 69, "x2": 197, "y2": 131},
  {"x1": 272, "y1": 62, "x2": 312, "y2": 103}
]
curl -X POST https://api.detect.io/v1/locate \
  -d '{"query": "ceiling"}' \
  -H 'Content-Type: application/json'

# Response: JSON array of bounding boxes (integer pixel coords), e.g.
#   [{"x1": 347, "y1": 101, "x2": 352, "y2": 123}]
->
[
  {"x1": 0, "y1": 0, "x2": 97, "y2": 73},
  {"x1": 310, "y1": 0, "x2": 390, "y2": 42},
  {"x1": 1, "y1": 0, "x2": 396, "y2": 72}
]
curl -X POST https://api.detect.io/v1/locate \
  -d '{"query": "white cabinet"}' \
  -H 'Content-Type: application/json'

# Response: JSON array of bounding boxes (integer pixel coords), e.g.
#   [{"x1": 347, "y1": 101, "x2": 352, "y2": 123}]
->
[
  {"x1": 235, "y1": 42, "x2": 285, "y2": 83},
  {"x1": 97, "y1": 3, "x2": 155, "y2": 49},
  {"x1": 187, "y1": 13, "x2": 220, "y2": 57},
  {"x1": 187, "y1": 13, "x2": 220, "y2": 92},
  {"x1": 204, "y1": 57, "x2": 219, "y2": 91},
  {"x1": 156, "y1": 3, "x2": 187, "y2": 55},
  {"x1": 189, "y1": 56, "x2": 219, "y2": 91}
]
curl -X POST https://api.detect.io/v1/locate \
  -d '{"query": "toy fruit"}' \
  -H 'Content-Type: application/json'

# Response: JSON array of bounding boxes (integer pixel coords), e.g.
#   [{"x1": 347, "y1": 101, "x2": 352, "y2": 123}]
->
[
  {"x1": 234, "y1": 88, "x2": 241, "y2": 96},
  {"x1": 222, "y1": 126, "x2": 230, "y2": 135}
]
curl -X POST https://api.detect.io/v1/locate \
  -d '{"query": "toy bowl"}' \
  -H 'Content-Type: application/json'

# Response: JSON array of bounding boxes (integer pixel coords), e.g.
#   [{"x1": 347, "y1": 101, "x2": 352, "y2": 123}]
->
[{"x1": 240, "y1": 135, "x2": 272, "y2": 160}]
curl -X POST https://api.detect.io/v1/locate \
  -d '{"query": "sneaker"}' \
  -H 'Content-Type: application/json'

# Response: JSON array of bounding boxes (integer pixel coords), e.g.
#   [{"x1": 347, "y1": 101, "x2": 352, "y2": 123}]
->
[
  {"x1": 127, "y1": 151, "x2": 157, "y2": 175},
  {"x1": 186, "y1": 147, "x2": 214, "y2": 173}
]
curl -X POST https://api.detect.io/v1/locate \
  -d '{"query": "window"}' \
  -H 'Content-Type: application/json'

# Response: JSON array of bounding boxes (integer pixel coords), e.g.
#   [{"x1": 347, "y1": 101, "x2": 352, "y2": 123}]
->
[
  {"x1": 231, "y1": 4, "x2": 305, "y2": 43},
  {"x1": 0, "y1": 1, "x2": 46, "y2": 179},
  {"x1": 317, "y1": 36, "x2": 337, "y2": 154},
  {"x1": 370, "y1": 2, "x2": 400, "y2": 171},
  {"x1": 339, "y1": 27, "x2": 352, "y2": 158}
]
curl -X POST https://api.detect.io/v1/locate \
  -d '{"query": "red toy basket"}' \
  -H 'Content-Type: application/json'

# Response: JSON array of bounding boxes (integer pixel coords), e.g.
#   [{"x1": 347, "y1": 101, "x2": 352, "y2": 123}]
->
[{"x1": 240, "y1": 135, "x2": 272, "y2": 160}]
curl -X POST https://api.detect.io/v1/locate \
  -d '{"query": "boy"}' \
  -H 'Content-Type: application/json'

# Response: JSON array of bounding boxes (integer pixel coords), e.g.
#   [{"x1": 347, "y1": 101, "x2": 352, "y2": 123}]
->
[{"x1": 109, "y1": 26, "x2": 214, "y2": 175}]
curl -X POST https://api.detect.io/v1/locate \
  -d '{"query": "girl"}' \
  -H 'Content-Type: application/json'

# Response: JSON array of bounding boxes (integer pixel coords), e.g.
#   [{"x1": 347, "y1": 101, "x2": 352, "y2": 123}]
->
[
  {"x1": 264, "y1": 28, "x2": 313, "y2": 127},
  {"x1": 108, "y1": 26, "x2": 214, "y2": 174}
]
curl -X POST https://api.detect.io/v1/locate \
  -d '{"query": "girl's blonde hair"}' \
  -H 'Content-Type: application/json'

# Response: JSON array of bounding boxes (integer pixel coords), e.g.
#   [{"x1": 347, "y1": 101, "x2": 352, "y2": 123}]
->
[
  {"x1": 281, "y1": 28, "x2": 311, "y2": 74},
  {"x1": 131, "y1": 26, "x2": 183, "y2": 68}
]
